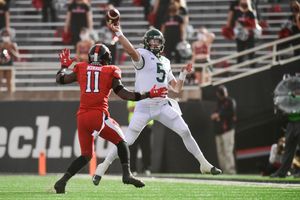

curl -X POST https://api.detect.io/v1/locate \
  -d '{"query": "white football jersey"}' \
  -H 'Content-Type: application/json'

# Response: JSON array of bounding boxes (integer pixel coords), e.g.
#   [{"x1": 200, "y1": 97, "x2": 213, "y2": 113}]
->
[{"x1": 132, "y1": 48, "x2": 175, "y2": 94}]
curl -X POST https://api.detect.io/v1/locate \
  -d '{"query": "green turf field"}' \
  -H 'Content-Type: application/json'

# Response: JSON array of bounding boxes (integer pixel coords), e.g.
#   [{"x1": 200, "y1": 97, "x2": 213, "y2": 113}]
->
[{"x1": 0, "y1": 174, "x2": 299, "y2": 200}]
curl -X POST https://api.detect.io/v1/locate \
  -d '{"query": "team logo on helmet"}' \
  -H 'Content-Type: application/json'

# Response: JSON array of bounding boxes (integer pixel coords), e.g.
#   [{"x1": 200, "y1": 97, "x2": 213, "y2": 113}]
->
[
  {"x1": 88, "y1": 44, "x2": 112, "y2": 65},
  {"x1": 143, "y1": 28, "x2": 165, "y2": 56}
]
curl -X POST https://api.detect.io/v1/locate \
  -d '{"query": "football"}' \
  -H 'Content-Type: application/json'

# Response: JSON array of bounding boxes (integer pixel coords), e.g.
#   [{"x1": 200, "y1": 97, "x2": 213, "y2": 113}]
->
[{"x1": 106, "y1": 8, "x2": 120, "y2": 25}]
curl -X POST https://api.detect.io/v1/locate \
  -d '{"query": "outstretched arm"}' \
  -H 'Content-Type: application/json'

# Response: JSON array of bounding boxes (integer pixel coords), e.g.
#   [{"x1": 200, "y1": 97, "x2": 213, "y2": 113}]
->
[
  {"x1": 112, "y1": 78, "x2": 168, "y2": 100},
  {"x1": 107, "y1": 24, "x2": 141, "y2": 62},
  {"x1": 169, "y1": 63, "x2": 192, "y2": 93}
]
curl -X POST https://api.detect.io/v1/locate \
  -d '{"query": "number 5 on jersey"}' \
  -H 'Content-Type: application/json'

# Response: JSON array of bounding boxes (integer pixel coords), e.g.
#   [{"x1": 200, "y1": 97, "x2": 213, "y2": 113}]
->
[
  {"x1": 86, "y1": 71, "x2": 100, "y2": 93},
  {"x1": 156, "y1": 63, "x2": 166, "y2": 83}
]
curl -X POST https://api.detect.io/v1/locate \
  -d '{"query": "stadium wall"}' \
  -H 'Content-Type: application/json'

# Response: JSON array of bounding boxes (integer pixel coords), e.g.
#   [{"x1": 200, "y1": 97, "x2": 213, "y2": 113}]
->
[{"x1": 0, "y1": 100, "x2": 218, "y2": 174}]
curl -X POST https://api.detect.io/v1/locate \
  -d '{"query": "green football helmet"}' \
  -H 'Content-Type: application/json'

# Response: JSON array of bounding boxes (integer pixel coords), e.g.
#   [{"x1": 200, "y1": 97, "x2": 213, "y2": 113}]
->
[{"x1": 143, "y1": 28, "x2": 165, "y2": 55}]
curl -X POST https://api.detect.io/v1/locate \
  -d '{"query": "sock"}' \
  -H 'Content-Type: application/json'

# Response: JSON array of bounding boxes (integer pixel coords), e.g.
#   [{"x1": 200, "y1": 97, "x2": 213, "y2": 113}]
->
[
  {"x1": 59, "y1": 155, "x2": 91, "y2": 183},
  {"x1": 58, "y1": 172, "x2": 72, "y2": 183},
  {"x1": 117, "y1": 140, "x2": 131, "y2": 177},
  {"x1": 117, "y1": 140, "x2": 130, "y2": 164},
  {"x1": 121, "y1": 163, "x2": 131, "y2": 177},
  {"x1": 95, "y1": 146, "x2": 118, "y2": 176}
]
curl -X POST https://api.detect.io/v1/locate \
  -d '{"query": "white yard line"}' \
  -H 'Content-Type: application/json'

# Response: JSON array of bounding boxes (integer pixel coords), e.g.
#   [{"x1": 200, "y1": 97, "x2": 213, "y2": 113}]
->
[
  {"x1": 75, "y1": 174, "x2": 300, "y2": 189},
  {"x1": 145, "y1": 177, "x2": 300, "y2": 189}
]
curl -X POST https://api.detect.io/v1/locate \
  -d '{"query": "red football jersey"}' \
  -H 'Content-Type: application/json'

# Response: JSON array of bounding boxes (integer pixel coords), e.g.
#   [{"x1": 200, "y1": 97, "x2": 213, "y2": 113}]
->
[{"x1": 73, "y1": 62, "x2": 121, "y2": 116}]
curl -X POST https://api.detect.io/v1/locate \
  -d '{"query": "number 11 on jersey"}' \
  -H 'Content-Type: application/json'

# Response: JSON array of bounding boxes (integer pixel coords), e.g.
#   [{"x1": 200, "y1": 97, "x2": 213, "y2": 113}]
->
[{"x1": 86, "y1": 71, "x2": 100, "y2": 93}]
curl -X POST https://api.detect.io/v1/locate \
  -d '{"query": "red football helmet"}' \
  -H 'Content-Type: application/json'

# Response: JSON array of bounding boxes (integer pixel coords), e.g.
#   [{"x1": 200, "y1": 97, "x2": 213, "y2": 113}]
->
[{"x1": 88, "y1": 44, "x2": 112, "y2": 65}]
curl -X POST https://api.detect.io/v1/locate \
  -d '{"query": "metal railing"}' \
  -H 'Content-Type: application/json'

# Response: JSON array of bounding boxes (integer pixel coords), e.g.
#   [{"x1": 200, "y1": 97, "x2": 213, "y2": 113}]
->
[
  {"x1": 10, "y1": 34, "x2": 300, "y2": 92},
  {"x1": 197, "y1": 33, "x2": 300, "y2": 87}
]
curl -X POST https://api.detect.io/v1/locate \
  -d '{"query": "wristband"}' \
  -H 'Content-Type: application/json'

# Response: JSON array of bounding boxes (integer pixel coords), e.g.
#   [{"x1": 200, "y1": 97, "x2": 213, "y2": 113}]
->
[
  {"x1": 115, "y1": 31, "x2": 123, "y2": 37},
  {"x1": 179, "y1": 70, "x2": 187, "y2": 81}
]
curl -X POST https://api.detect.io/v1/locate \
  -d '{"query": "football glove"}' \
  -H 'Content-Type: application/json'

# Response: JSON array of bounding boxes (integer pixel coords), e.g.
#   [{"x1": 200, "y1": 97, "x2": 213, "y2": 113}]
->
[
  {"x1": 149, "y1": 85, "x2": 168, "y2": 98},
  {"x1": 59, "y1": 48, "x2": 74, "y2": 68}
]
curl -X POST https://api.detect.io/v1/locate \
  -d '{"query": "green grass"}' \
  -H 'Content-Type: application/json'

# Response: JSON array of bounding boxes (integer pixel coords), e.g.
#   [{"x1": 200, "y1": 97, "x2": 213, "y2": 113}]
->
[{"x1": 0, "y1": 175, "x2": 299, "y2": 200}]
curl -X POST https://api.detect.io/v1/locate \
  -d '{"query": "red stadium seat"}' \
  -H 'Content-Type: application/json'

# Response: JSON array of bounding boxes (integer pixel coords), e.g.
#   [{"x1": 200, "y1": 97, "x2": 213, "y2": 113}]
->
[
  {"x1": 32, "y1": 0, "x2": 43, "y2": 10},
  {"x1": 133, "y1": 0, "x2": 142, "y2": 6}
]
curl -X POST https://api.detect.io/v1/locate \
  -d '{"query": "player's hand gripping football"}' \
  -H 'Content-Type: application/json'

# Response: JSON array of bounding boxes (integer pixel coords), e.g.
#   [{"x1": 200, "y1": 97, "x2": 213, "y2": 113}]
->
[
  {"x1": 108, "y1": 23, "x2": 121, "y2": 34},
  {"x1": 149, "y1": 85, "x2": 168, "y2": 98},
  {"x1": 59, "y1": 48, "x2": 74, "y2": 68}
]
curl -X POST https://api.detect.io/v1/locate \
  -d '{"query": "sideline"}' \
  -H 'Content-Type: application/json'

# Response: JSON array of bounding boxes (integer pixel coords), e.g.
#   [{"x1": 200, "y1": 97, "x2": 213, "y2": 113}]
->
[{"x1": 95, "y1": 175, "x2": 300, "y2": 189}]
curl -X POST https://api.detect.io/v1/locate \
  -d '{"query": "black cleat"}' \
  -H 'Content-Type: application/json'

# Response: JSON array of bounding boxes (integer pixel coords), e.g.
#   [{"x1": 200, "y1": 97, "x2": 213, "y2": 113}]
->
[
  {"x1": 200, "y1": 165, "x2": 222, "y2": 175},
  {"x1": 210, "y1": 167, "x2": 222, "y2": 175},
  {"x1": 92, "y1": 175, "x2": 102, "y2": 186},
  {"x1": 54, "y1": 180, "x2": 66, "y2": 194},
  {"x1": 123, "y1": 175, "x2": 145, "y2": 188}
]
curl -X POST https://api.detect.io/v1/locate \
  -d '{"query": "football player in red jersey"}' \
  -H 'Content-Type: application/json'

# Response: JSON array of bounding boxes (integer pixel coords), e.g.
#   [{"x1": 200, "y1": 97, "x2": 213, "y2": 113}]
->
[{"x1": 54, "y1": 44, "x2": 167, "y2": 194}]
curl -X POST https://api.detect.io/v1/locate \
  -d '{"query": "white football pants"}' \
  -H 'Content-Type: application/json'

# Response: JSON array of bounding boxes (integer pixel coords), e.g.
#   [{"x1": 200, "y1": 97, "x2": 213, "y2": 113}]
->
[{"x1": 95, "y1": 100, "x2": 213, "y2": 176}]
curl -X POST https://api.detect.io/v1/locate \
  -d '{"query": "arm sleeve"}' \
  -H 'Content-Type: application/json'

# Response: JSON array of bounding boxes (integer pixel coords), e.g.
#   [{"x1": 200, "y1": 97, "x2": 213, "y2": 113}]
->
[
  {"x1": 112, "y1": 78, "x2": 147, "y2": 101},
  {"x1": 132, "y1": 55, "x2": 145, "y2": 70}
]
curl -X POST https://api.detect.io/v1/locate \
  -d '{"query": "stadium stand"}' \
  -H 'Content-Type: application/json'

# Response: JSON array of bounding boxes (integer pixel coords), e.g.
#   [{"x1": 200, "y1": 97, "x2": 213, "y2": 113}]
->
[{"x1": 2, "y1": 0, "x2": 296, "y2": 99}]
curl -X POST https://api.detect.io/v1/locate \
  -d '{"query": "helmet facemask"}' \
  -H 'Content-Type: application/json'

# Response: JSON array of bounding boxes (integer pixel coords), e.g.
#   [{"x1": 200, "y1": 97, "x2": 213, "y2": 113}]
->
[
  {"x1": 143, "y1": 29, "x2": 165, "y2": 56},
  {"x1": 146, "y1": 38, "x2": 164, "y2": 55}
]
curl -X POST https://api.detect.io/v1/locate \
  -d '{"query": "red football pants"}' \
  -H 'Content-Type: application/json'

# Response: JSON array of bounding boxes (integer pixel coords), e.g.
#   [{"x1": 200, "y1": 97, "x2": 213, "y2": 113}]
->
[{"x1": 77, "y1": 110, "x2": 124, "y2": 157}]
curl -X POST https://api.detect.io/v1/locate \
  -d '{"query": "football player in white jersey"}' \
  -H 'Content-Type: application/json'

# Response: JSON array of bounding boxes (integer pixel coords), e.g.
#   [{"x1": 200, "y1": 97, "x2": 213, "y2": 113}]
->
[{"x1": 92, "y1": 24, "x2": 222, "y2": 185}]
